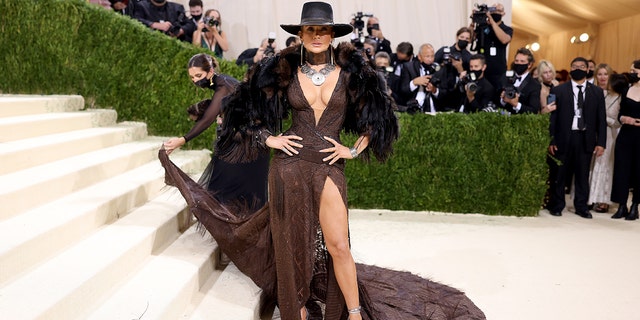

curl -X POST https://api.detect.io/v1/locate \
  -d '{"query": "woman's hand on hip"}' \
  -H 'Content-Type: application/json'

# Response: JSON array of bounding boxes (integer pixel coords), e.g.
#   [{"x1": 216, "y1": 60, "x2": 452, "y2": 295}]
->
[
  {"x1": 321, "y1": 136, "x2": 351, "y2": 165},
  {"x1": 266, "y1": 134, "x2": 303, "y2": 156}
]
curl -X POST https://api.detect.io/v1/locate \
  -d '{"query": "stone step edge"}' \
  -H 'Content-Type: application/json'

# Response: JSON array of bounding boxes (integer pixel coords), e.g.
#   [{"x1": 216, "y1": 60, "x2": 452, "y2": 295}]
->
[
  {"x1": 86, "y1": 224, "x2": 222, "y2": 320},
  {"x1": 0, "y1": 122, "x2": 148, "y2": 176},
  {"x1": 0, "y1": 187, "x2": 192, "y2": 320},
  {"x1": 0, "y1": 150, "x2": 210, "y2": 285},
  {"x1": 0, "y1": 138, "x2": 167, "y2": 217}
]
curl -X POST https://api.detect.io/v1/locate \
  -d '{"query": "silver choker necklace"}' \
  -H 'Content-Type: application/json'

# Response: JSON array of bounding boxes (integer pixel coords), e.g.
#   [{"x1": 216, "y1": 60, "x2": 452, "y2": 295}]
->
[{"x1": 301, "y1": 63, "x2": 336, "y2": 86}]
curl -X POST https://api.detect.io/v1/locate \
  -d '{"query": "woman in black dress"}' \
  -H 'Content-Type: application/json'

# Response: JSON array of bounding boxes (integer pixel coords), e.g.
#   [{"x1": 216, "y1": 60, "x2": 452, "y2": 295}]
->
[
  {"x1": 611, "y1": 60, "x2": 640, "y2": 220},
  {"x1": 163, "y1": 53, "x2": 269, "y2": 212}
]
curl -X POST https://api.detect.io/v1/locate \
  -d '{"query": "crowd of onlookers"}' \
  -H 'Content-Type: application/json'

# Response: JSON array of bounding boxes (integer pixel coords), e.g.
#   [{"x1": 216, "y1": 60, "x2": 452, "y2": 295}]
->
[{"x1": 90, "y1": 1, "x2": 640, "y2": 220}]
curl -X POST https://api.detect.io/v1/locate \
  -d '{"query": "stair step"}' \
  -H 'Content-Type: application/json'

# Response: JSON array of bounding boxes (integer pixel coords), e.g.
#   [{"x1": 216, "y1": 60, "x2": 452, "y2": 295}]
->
[
  {"x1": 87, "y1": 225, "x2": 221, "y2": 320},
  {"x1": 0, "y1": 137, "x2": 168, "y2": 218},
  {"x1": 0, "y1": 121, "x2": 148, "y2": 175},
  {"x1": 0, "y1": 187, "x2": 195, "y2": 320},
  {"x1": 0, "y1": 109, "x2": 117, "y2": 142},
  {"x1": 0, "y1": 150, "x2": 210, "y2": 286},
  {"x1": 185, "y1": 264, "x2": 262, "y2": 320},
  {"x1": 0, "y1": 95, "x2": 84, "y2": 117}
]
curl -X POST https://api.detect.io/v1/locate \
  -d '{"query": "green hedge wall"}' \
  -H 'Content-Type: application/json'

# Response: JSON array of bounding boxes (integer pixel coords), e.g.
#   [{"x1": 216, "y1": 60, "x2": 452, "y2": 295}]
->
[
  {"x1": 346, "y1": 112, "x2": 549, "y2": 216},
  {"x1": 0, "y1": 0, "x2": 550, "y2": 216},
  {"x1": 0, "y1": 0, "x2": 246, "y2": 150}
]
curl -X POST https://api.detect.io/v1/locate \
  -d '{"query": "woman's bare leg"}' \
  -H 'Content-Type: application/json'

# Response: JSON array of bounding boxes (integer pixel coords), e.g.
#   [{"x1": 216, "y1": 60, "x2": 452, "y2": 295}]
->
[{"x1": 319, "y1": 177, "x2": 361, "y2": 319}]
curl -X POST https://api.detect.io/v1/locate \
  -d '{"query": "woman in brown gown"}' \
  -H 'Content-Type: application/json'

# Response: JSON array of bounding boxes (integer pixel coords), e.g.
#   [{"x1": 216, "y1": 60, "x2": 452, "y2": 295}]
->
[{"x1": 160, "y1": 2, "x2": 485, "y2": 319}]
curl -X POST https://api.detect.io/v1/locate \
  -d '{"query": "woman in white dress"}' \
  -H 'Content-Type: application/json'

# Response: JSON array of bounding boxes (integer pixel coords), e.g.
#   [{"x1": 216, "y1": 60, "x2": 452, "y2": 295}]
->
[{"x1": 589, "y1": 64, "x2": 621, "y2": 213}]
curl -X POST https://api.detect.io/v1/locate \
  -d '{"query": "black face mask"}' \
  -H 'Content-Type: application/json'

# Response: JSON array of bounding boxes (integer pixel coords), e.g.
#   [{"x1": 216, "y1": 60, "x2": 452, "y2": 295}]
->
[
  {"x1": 587, "y1": 70, "x2": 594, "y2": 79},
  {"x1": 491, "y1": 13, "x2": 502, "y2": 22},
  {"x1": 194, "y1": 75, "x2": 212, "y2": 88},
  {"x1": 570, "y1": 69, "x2": 587, "y2": 81},
  {"x1": 470, "y1": 70, "x2": 483, "y2": 80},
  {"x1": 367, "y1": 23, "x2": 379, "y2": 36},
  {"x1": 421, "y1": 63, "x2": 436, "y2": 75},
  {"x1": 151, "y1": 0, "x2": 166, "y2": 4},
  {"x1": 629, "y1": 72, "x2": 640, "y2": 83},
  {"x1": 457, "y1": 40, "x2": 469, "y2": 50},
  {"x1": 512, "y1": 63, "x2": 528, "y2": 76},
  {"x1": 192, "y1": 14, "x2": 202, "y2": 21}
]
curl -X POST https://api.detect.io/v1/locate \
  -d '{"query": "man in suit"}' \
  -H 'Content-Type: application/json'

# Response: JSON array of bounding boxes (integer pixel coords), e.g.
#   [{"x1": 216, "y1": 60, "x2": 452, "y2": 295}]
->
[
  {"x1": 498, "y1": 47, "x2": 541, "y2": 114},
  {"x1": 390, "y1": 42, "x2": 414, "y2": 106},
  {"x1": 547, "y1": 57, "x2": 607, "y2": 218},
  {"x1": 461, "y1": 54, "x2": 495, "y2": 113},
  {"x1": 236, "y1": 38, "x2": 278, "y2": 67},
  {"x1": 399, "y1": 44, "x2": 447, "y2": 113},
  {"x1": 133, "y1": 0, "x2": 196, "y2": 43}
]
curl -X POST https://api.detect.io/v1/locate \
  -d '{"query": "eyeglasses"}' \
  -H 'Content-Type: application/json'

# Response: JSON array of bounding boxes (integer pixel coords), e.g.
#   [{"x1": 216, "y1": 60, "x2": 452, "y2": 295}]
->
[{"x1": 570, "y1": 64, "x2": 587, "y2": 71}]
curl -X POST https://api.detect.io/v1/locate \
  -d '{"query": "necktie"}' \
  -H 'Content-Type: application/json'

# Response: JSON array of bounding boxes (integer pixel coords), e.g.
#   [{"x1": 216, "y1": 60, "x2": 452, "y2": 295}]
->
[{"x1": 577, "y1": 85, "x2": 585, "y2": 130}]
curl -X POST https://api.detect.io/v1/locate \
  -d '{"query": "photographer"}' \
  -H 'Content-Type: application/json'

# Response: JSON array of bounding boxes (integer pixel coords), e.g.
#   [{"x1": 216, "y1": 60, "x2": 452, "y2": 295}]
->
[
  {"x1": 435, "y1": 27, "x2": 473, "y2": 72},
  {"x1": 498, "y1": 47, "x2": 541, "y2": 114},
  {"x1": 460, "y1": 54, "x2": 495, "y2": 113},
  {"x1": 469, "y1": 3, "x2": 513, "y2": 92},
  {"x1": 399, "y1": 44, "x2": 443, "y2": 113},
  {"x1": 366, "y1": 16, "x2": 392, "y2": 54},
  {"x1": 133, "y1": 0, "x2": 196, "y2": 43},
  {"x1": 192, "y1": 9, "x2": 229, "y2": 58},
  {"x1": 374, "y1": 51, "x2": 399, "y2": 102},
  {"x1": 236, "y1": 37, "x2": 278, "y2": 67},
  {"x1": 362, "y1": 38, "x2": 377, "y2": 62}
]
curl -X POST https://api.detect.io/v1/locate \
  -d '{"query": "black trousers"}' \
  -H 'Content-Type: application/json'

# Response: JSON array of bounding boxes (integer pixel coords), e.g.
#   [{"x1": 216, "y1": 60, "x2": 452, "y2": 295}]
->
[{"x1": 549, "y1": 131, "x2": 593, "y2": 213}]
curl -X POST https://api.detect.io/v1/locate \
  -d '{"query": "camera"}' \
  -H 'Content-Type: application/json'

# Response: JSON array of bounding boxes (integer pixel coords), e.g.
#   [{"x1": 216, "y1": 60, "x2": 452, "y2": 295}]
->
[
  {"x1": 442, "y1": 47, "x2": 461, "y2": 65},
  {"x1": 203, "y1": 16, "x2": 219, "y2": 27},
  {"x1": 503, "y1": 70, "x2": 518, "y2": 99},
  {"x1": 429, "y1": 75, "x2": 441, "y2": 88},
  {"x1": 167, "y1": 24, "x2": 181, "y2": 36},
  {"x1": 263, "y1": 31, "x2": 277, "y2": 57},
  {"x1": 351, "y1": 11, "x2": 373, "y2": 49},
  {"x1": 460, "y1": 72, "x2": 478, "y2": 93},
  {"x1": 469, "y1": 3, "x2": 497, "y2": 52},
  {"x1": 470, "y1": 3, "x2": 496, "y2": 26},
  {"x1": 377, "y1": 66, "x2": 394, "y2": 79}
]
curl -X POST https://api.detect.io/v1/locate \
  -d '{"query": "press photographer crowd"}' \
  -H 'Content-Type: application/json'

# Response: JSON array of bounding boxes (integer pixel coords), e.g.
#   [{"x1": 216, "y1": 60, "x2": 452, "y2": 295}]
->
[{"x1": 94, "y1": 0, "x2": 640, "y2": 219}]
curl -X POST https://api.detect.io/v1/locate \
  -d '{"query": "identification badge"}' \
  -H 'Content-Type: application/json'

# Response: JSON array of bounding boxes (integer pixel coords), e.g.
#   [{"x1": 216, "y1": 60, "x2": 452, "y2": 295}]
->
[{"x1": 490, "y1": 47, "x2": 497, "y2": 56}]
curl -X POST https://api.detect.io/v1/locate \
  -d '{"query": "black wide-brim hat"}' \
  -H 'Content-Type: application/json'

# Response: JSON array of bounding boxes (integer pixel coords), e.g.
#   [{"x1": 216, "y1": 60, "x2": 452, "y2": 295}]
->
[{"x1": 280, "y1": 2, "x2": 353, "y2": 38}]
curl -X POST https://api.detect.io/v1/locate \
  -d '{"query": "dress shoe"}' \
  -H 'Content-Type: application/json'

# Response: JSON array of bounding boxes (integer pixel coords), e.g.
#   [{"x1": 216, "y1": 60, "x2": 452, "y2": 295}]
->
[
  {"x1": 626, "y1": 203, "x2": 639, "y2": 221},
  {"x1": 612, "y1": 205, "x2": 628, "y2": 219},
  {"x1": 549, "y1": 210, "x2": 562, "y2": 216},
  {"x1": 575, "y1": 211, "x2": 592, "y2": 219}
]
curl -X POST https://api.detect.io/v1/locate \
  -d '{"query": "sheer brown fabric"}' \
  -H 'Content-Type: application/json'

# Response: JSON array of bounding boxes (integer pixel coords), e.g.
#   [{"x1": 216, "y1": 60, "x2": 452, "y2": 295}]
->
[
  {"x1": 158, "y1": 69, "x2": 485, "y2": 319},
  {"x1": 159, "y1": 149, "x2": 485, "y2": 319}
]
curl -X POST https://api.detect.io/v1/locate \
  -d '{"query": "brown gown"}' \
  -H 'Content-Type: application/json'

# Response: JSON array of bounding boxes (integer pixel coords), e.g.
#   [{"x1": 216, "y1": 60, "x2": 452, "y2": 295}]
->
[{"x1": 159, "y1": 47, "x2": 485, "y2": 320}]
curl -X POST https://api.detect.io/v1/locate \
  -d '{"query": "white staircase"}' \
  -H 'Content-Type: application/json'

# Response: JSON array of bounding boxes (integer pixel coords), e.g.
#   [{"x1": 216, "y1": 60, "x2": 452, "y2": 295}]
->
[{"x1": 0, "y1": 95, "x2": 263, "y2": 320}]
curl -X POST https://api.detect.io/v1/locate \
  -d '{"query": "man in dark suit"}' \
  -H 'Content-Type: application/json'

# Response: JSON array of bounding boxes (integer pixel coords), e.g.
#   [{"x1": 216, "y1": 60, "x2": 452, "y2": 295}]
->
[
  {"x1": 547, "y1": 57, "x2": 607, "y2": 218},
  {"x1": 498, "y1": 47, "x2": 541, "y2": 114},
  {"x1": 461, "y1": 54, "x2": 495, "y2": 113},
  {"x1": 236, "y1": 38, "x2": 278, "y2": 67},
  {"x1": 133, "y1": 0, "x2": 195, "y2": 43},
  {"x1": 399, "y1": 44, "x2": 449, "y2": 113}
]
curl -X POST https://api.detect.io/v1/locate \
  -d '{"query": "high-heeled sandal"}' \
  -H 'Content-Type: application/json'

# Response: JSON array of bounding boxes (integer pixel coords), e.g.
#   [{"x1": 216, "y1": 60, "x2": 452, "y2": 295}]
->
[{"x1": 348, "y1": 306, "x2": 361, "y2": 319}]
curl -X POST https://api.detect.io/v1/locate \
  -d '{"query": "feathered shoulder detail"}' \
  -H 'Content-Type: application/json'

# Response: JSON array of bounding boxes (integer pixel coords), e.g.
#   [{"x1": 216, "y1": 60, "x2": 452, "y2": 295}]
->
[{"x1": 217, "y1": 42, "x2": 398, "y2": 163}]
